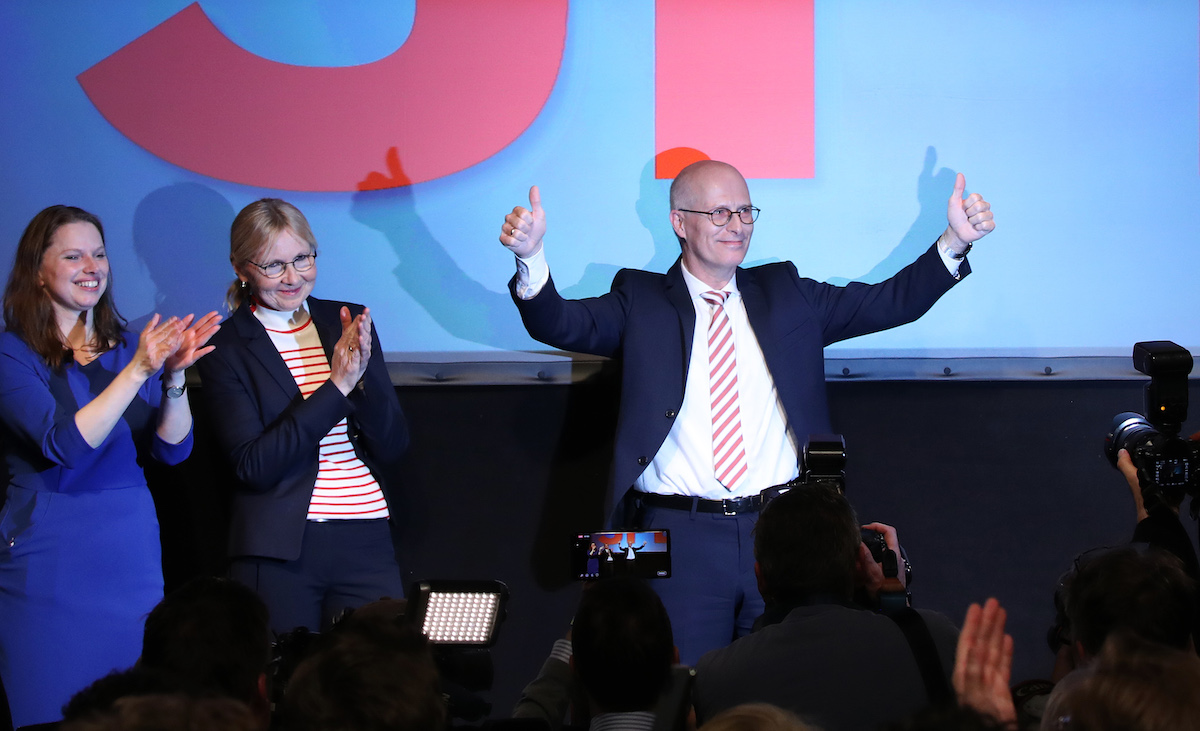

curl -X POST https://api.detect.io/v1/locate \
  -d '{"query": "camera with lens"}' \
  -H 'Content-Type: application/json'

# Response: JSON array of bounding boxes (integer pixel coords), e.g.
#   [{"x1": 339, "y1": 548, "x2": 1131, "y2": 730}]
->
[{"x1": 1104, "y1": 341, "x2": 1200, "y2": 513}]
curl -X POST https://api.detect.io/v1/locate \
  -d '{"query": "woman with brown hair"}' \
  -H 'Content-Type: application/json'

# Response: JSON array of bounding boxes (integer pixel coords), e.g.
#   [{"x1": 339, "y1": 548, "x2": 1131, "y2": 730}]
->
[
  {"x1": 197, "y1": 198, "x2": 408, "y2": 635},
  {"x1": 0, "y1": 205, "x2": 220, "y2": 727}
]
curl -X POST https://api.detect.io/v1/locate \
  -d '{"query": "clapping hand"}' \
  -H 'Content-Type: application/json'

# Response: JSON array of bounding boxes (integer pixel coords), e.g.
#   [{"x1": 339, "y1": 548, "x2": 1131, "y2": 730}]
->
[
  {"x1": 163, "y1": 311, "x2": 222, "y2": 375},
  {"x1": 953, "y1": 598, "x2": 1016, "y2": 726},
  {"x1": 330, "y1": 306, "x2": 372, "y2": 395},
  {"x1": 132, "y1": 314, "x2": 185, "y2": 379}
]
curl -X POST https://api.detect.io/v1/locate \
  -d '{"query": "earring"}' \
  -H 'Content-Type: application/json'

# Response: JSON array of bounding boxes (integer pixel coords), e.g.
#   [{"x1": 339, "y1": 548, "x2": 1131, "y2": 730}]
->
[{"x1": 239, "y1": 280, "x2": 248, "y2": 290}]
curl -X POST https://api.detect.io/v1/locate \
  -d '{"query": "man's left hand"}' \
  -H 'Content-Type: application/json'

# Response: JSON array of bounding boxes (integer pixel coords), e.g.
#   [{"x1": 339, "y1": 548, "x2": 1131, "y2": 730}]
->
[{"x1": 942, "y1": 172, "x2": 995, "y2": 255}]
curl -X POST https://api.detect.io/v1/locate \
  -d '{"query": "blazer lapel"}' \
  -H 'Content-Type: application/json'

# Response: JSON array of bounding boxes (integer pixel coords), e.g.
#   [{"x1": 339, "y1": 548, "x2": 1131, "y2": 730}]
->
[
  {"x1": 231, "y1": 304, "x2": 300, "y2": 398},
  {"x1": 308, "y1": 298, "x2": 342, "y2": 364}
]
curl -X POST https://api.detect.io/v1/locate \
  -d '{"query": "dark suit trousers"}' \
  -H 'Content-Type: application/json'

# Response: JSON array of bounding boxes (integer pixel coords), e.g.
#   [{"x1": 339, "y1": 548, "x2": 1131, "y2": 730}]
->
[{"x1": 634, "y1": 499, "x2": 762, "y2": 665}]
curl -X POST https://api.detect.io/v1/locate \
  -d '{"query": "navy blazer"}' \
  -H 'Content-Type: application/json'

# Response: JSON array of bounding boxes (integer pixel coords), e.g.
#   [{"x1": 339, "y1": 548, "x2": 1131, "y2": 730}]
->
[
  {"x1": 512, "y1": 243, "x2": 965, "y2": 518},
  {"x1": 197, "y1": 296, "x2": 409, "y2": 561}
]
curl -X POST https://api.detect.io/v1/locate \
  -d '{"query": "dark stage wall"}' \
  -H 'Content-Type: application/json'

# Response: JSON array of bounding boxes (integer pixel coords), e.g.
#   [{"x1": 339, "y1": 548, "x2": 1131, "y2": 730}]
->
[{"x1": 151, "y1": 373, "x2": 1200, "y2": 714}]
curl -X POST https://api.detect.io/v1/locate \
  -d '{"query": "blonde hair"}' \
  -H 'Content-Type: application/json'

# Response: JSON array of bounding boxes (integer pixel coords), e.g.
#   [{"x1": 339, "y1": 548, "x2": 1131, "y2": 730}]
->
[
  {"x1": 225, "y1": 198, "x2": 318, "y2": 311},
  {"x1": 702, "y1": 703, "x2": 819, "y2": 731}
]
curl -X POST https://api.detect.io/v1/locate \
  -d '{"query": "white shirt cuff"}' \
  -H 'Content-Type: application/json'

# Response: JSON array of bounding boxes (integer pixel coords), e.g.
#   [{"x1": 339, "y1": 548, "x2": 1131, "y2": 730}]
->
[
  {"x1": 515, "y1": 247, "x2": 550, "y2": 300},
  {"x1": 936, "y1": 241, "x2": 964, "y2": 280}
]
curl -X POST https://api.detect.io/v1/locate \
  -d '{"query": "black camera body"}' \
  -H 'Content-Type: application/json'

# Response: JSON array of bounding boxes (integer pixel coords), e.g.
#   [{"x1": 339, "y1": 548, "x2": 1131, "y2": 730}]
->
[
  {"x1": 1105, "y1": 341, "x2": 1200, "y2": 511},
  {"x1": 861, "y1": 528, "x2": 888, "y2": 563},
  {"x1": 797, "y1": 434, "x2": 848, "y2": 492},
  {"x1": 763, "y1": 434, "x2": 847, "y2": 503}
]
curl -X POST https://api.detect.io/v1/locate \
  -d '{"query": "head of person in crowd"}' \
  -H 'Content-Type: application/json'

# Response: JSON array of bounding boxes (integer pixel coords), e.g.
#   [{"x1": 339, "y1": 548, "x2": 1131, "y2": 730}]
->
[
  {"x1": 701, "y1": 702, "x2": 817, "y2": 731},
  {"x1": 280, "y1": 613, "x2": 445, "y2": 731},
  {"x1": 3, "y1": 204, "x2": 125, "y2": 369},
  {"x1": 888, "y1": 705, "x2": 1013, "y2": 731},
  {"x1": 61, "y1": 693, "x2": 259, "y2": 731},
  {"x1": 138, "y1": 577, "x2": 272, "y2": 728},
  {"x1": 668, "y1": 160, "x2": 758, "y2": 288},
  {"x1": 226, "y1": 198, "x2": 319, "y2": 312},
  {"x1": 570, "y1": 576, "x2": 677, "y2": 714},
  {"x1": 1065, "y1": 545, "x2": 1196, "y2": 663},
  {"x1": 754, "y1": 485, "x2": 862, "y2": 606},
  {"x1": 62, "y1": 666, "x2": 193, "y2": 722},
  {"x1": 1041, "y1": 633, "x2": 1200, "y2": 731}
]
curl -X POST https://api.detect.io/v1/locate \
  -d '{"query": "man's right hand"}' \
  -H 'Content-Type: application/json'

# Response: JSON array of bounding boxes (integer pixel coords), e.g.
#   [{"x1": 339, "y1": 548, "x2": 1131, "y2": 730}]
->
[
  {"x1": 500, "y1": 185, "x2": 546, "y2": 259},
  {"x1": 856, "y1": 522, "x2": 906, "y2": 598}
]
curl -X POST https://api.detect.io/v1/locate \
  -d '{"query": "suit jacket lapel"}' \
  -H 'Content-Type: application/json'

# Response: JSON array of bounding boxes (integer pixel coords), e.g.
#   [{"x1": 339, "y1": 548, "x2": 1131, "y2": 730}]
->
[
  {"x1": 231, "y1": 303, "x2": 300, "y2": 398},
  {"x1": 664, "y1": 259, "x2": 695, "y2": 370},
  {"x1": 737, "y1": 268, "x2": 774, "y2": 364}
]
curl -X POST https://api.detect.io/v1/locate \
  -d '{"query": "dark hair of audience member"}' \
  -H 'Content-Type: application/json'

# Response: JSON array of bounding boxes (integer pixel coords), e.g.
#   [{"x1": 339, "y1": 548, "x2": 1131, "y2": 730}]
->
[
  {"x1": 753, "y1": 486, "x2": 860, "y2": 604},
  {"x1": 1042, "y1": 633, "x2": 1200, "y2": 731},
  {"x1": 280, "y1": 614, "x2": 445, "y2": 731},
  {"x1": 139, "y1": 576, "x2": 272, "y2": 704},
  {"x1": 701, "y1": 702, "x2": 818, "y2": 731},
  {"x1": 571, "y1": 576, "x2": 675, "y2": 713},
  {"x1": 61, "y1": 693, "x2": 259, "y2": 731},
  {"x1": 886, "y1": 703, "x2": 1012, "y2": 731},
  {"x1": 1066, "y1": 546, "x2": 1197, "y2": 657},
  {"x1": 62, "y1": 666, "x2": 193, "y2": 721}
]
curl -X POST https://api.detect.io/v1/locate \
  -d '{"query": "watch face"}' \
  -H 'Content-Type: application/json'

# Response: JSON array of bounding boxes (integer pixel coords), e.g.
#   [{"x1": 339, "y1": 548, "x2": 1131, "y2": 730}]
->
[{"x1": 165, "y1": 385, "x2": 185, "y2": 399}]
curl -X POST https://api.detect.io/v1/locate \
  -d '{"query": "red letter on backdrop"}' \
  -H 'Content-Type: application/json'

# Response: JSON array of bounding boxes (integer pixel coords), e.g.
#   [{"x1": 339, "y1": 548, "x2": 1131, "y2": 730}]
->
[
  {"x1": 77, "y1": 2, "x2": 567, "y2": 192},
  {"x1": 655, "y1": 0, "x2": 814, "y2": 179}
]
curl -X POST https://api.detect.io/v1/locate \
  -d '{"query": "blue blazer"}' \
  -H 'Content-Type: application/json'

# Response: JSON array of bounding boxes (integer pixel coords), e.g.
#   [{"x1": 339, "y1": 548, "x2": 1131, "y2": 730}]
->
[
  {"x1": 511, "y1": 243, "x2": 965, "y2": 518},
  {"x1": 196, "y1": 296, "x2": 409, "y2": 561}
]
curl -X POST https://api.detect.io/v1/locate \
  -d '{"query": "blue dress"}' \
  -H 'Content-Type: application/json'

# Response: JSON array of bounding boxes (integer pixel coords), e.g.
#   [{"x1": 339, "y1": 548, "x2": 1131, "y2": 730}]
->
[{"x1": 0, "y1": 332, "x2": 192, "y2": 727}]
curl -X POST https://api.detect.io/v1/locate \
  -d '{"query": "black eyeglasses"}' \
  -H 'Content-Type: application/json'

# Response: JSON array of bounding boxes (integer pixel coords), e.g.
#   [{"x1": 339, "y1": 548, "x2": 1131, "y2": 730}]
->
[
  {"x1": 677, "y1": 206, "x2": 761, "y2": 226},
  {"x1": 250, "y1": 252, "x2": 317, "y2": 279}
]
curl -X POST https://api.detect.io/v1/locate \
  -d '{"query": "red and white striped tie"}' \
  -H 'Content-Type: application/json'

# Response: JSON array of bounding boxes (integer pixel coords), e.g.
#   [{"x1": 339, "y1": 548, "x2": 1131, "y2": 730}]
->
[{"x1": 703, "y1": 291, "x2": 747, "y2": 492}]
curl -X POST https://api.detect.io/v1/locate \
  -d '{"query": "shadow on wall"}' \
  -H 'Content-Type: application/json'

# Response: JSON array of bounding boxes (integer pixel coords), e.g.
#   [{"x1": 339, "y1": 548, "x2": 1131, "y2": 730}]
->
[
  {"x1": 827, "y1": 146, "x2": 957, "y2": 286},
  {"x1": 565, "y1": 147, "x2": 711, "y2": 295},
  {"x1": 128, "y1": 183, "x2": 235, "y2": 332},
  {"x1": 349, "y1": 147, "x2": 720, "y2": 350},
  {"x1": 351, "y1": 147, "x2": 534, "y2": 350},
  {"x1": 129, "y1": 183, "x2": 238, "y2": 587}
]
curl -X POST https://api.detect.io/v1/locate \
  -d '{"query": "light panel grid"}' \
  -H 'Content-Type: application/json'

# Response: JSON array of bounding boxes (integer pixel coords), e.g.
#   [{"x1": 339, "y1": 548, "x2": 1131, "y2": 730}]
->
[{"x1": 421, "y1": 591, "x2": 500, "y2": 644}]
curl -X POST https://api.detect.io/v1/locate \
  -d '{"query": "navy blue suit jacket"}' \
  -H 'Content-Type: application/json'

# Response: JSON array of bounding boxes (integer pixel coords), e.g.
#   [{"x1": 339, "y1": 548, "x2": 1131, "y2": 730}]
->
[
  {"x1": 512, "y1": 243, "x2": 966, "y2": 519},
  {"x1": 197, "y1": 296, "x2": 409, "y2": 561}
]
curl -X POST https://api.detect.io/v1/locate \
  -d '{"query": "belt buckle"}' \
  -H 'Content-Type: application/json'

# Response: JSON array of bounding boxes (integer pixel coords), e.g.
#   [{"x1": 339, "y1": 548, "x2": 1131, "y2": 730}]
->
[{"x1": 722, "y1": 498, "x2": 738, "y2": 516}]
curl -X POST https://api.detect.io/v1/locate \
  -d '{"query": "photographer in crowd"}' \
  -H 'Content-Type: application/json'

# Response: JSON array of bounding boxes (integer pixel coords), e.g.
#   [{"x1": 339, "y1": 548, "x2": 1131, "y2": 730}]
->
[
  {"x1": 693, "y1": 485, "x2": 958, "y2": 730},
  {"x1": 514, "y1": 577, "x2": 679, "y2": 731}
]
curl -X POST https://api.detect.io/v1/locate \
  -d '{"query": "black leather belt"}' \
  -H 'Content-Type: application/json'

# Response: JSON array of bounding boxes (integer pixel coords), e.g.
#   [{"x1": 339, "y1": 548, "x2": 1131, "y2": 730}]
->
[{"x1": 634, "y1": 491, "x2": 767, "y2": 516}]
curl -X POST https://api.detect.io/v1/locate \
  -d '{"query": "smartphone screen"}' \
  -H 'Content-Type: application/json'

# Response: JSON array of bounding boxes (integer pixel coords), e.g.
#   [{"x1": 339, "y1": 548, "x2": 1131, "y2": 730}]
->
[{"x1": 572, "y1": 530, "x2": 671, "y2": 580}]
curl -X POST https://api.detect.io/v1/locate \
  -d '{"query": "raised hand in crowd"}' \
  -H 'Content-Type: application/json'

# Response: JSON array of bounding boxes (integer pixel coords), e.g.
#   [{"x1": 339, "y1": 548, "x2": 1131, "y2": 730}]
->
[{"x1": 953, "y1": 598, "x2": 1016, "y2": 727}]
